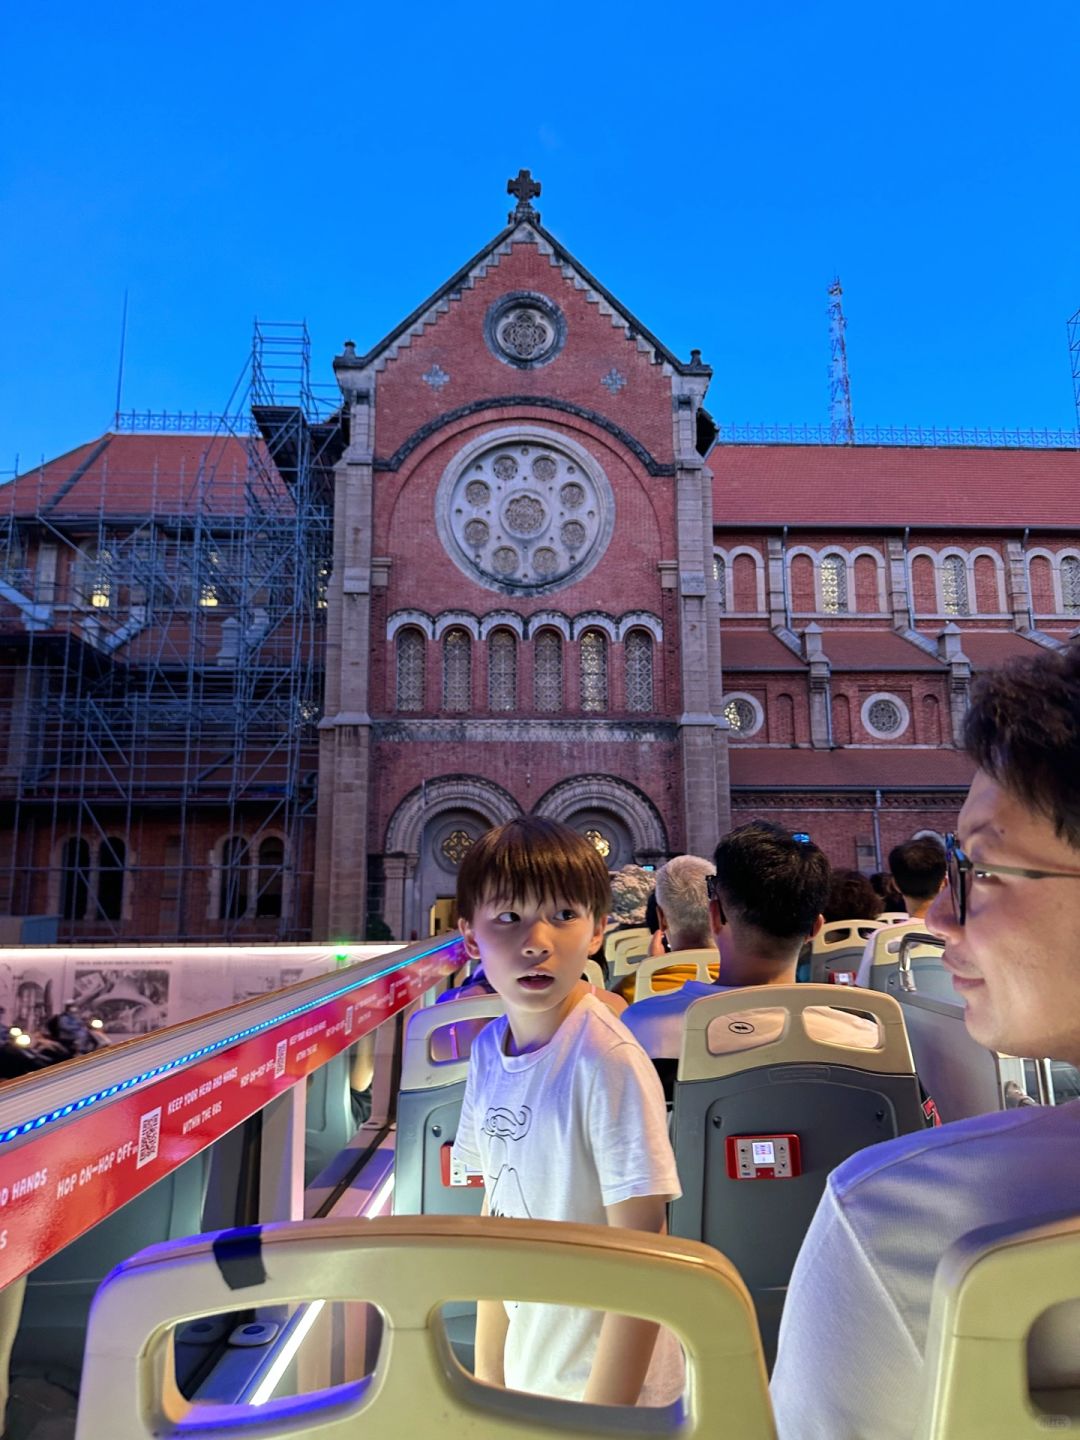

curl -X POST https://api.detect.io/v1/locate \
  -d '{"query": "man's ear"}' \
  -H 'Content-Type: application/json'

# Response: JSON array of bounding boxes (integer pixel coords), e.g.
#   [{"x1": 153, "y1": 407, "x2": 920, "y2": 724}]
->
[
  {"x1": 808, "y1": 913, "x2": 825, "y2": 939},
  {"x1": 656, "y1": 904, "x2": 668, "y2": 932},
  {"x1": 458, "y1": 916, "x2": 481, "y2": 960},
  {"x1": 709, "y1": 895, "x2": 725, "y2": 933}
]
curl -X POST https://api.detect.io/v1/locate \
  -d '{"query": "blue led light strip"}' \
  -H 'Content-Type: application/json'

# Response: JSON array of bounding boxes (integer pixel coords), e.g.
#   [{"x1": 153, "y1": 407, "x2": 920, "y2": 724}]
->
[{"x1": 0, "y1": 939, "x2": 462, "y2": 1149}]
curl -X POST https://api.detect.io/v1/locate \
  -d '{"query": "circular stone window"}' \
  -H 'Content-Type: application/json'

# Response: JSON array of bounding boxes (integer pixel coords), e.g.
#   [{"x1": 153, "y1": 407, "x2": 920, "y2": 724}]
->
[
  {"x1": 436, "y1": 427, "x2": 615, "y2": 597},
  {"x1": 861, "y1": 692, "x2": 910, "y2": 739},
  {"x1": 722, "y1": 693, "x2": 763, "y2": 737},
  {"x1": 484, "y1": 291, "x2": 566, "y2": 369}
]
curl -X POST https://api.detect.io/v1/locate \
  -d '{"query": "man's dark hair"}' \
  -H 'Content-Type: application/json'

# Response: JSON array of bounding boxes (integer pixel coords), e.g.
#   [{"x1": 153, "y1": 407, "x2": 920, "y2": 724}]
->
[
  {"x1": 823, "y1": 869, "x2": 883, "y2": 923},
  {"x1": 712, "y1": 822, "x2": 831, "y2": 940},
  {"x1": 888, "y1": 837, "x2": 946, "y2": 901},
  {"x1": 963, "y1": 642, "x2": 1080, "y2": 851},
  {"x1": 869, "y1": 871, "x2": 906, "y2": 910},
  {"x1": 456, "y1": 816, "x2": 612, "y2": 924}
]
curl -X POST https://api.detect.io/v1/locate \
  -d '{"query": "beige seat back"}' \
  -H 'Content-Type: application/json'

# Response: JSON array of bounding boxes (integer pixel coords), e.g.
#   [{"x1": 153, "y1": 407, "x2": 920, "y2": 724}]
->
[
  {"x1": 632, "y1": 949, "x2": 718, "y2": 1001},
  {"x1": 400, "y1": 995, "x2": 505, "y2": 1091},
  {"x1": 877, "y1": 911, "x2": 910, "y2": 924},
  {"x1": 809, "y1": 918, "x2": 887, "y2": 983},
  {"x1": 582, "y1": 958, "x2": 605, "y2": 988},
  {"x1": 861, "y1": 922, "x2": 943, "y2": 990},
  {"x1": 916, "y1": 1212, "x2": 1080, "y2": 1439},
  {"x1": 76, "y1": 1215, "x2": 777, "y2": 1440},
  {"x1": 607, "y1": 927, "x2": 651, "y2": 976}
]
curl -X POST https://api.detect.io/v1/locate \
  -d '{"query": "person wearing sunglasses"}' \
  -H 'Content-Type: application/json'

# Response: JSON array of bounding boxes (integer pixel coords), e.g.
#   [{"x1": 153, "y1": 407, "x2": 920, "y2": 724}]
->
[{"x1": 771, "y1": 643, "x2": 1080, "y2": 1439}]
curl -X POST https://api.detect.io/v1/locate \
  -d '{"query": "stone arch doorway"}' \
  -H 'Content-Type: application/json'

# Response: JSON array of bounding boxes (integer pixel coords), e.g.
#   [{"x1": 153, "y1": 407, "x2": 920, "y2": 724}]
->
[
  {"x1": 533, "y1": 774, "x2": 669, "y2": 869},
  {"x1": 382, "y1": 776, "x2": 520, "y2": 939}
]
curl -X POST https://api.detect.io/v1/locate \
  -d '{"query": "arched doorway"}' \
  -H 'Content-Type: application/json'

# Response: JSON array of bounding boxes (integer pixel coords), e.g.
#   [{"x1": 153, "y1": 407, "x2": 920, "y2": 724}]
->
[
  {"x1": 560, "y1": 808, "x2": 635, "y2": 870},
  {"x1": 420, "y1": 810, "x2": 488, "y2": 937}
]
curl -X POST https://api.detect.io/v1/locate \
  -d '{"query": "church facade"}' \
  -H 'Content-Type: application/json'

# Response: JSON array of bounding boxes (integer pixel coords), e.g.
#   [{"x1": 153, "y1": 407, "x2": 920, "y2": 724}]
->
[{"x1": 1, "y1": 173, "x2": 1077, "y2": 943}]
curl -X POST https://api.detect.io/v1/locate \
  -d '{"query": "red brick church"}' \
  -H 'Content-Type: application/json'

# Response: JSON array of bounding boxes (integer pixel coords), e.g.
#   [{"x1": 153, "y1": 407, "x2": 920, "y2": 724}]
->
[{"x1": 1, "y1": 172, "x2": 1077, "y2": 943}]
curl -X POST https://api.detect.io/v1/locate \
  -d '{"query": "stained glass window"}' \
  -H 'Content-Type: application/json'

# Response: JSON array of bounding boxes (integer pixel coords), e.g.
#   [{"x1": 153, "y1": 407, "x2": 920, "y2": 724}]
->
[
  {"x1": 580, "y1": 631, "x2": 608, "y2": 713},
  {"x1": 867, "y1": 698, "x2": 903, "y2": 735},
  {"x1": 942, "y1": 554, "x2": 970, "y2": 616},
  {"x1": 713, "y1": 554, "x2": 726, "y2": 610},
  {"x1": 442, "y1": 628, "x2": 472, "y2": 712},
  {"x1": 488, "y1": 629, "x2": 517, "y2": 712},
  {"x1": 625, "y1": 630, "x2": 653, "y2": 713},
  {"x1": 724, "y1": 697, "x2": 757, "y2": 733},
  {"x1": 820, "y1": 553, "x2": 848, "y2": 614},
  {"x1": 1061, "y1": 556, "x2": 1080, "y2": 616},
  {"x1": 534, "y1": 629, "x2": 563, "y2": 712},
  {"x1": 585, "y1": 828, "x2": 611, "y2": 859},
  {"x1": 395, "y1": 628, "x2": 426, "y2": 712},
  {"x1": 441, "y1": 830, "x2": 474, "y2": 865}
]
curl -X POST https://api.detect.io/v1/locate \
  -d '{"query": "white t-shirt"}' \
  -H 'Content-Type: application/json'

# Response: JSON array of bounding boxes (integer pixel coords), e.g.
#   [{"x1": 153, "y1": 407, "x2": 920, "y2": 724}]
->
[
  {"x1": 451, "y1": 994, "x2": 683, "y2": 1404},
  {"x1": 770, "y1": 1100, "x2": 1080, "y2": 1439},
  {"x1": 621, "y1": 981, "x2": 880, "y2": 1060}
]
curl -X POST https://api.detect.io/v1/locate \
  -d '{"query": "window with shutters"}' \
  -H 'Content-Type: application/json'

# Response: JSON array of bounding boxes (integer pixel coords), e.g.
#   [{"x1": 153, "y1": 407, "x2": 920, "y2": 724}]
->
[
  {"x1": 395, "y1": 628, "x2": 426, "y2": 712},
  {"x1": 624, "y1": 630, "x2": 653, "y2": 712},
  {"x1": 534, "y1": 630, "x2": 563, "y2": 712},
  {"x1": 580, "y1": 631, "x2": 608, "y2": 713},
  {"x1": 442, "y1": 628, "x2": 472, "y2": 712},
  {"x1": 488, "y1": 630, "x2": 517, "y2": 712}
]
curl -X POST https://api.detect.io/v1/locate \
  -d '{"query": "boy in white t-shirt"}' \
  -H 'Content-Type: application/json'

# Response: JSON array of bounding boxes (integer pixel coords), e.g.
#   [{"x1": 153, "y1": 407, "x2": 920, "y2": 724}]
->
[{"x1": 450, "y1": 816, "x2": 682, "y2": 1406}]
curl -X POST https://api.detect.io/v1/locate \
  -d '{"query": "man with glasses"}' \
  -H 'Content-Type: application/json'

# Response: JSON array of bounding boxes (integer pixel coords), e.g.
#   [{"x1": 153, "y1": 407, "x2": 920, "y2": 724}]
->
[{"x1": 771, "y1": 643, "x2": 1080, "y2": 1439}]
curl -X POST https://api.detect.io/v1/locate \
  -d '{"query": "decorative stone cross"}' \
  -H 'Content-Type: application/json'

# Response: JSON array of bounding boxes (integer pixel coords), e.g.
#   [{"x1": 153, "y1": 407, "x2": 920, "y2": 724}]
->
[{"x1": 507, "y1": 169, "x2": 541, "y2": 219}]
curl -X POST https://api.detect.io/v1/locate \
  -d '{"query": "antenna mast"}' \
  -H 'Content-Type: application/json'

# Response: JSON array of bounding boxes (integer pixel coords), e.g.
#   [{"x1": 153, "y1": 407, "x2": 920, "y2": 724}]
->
[
  {"x1": 1068, "y1": 306, "x2": 1080, "y2": 426},
  {"x1": 828, "y1": 277, "x2": 855, "y2": 443}
]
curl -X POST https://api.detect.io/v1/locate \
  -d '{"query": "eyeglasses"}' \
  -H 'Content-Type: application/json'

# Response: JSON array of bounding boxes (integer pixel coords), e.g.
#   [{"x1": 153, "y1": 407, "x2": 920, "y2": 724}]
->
[
  {"x1": 945, "y1": 832, "x2": 1080, "y2": 925},
  {"x1": 705, "y1": 874, "x2": 720, "y2": 901}
]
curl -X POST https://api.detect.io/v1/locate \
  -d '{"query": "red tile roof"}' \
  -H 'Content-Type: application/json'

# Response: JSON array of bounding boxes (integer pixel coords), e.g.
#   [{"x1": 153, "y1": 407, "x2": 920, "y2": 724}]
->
[
  {"x1": 712, "y1": 445, "x2": 1080, "y2": 528},
  {"x1": 1, "y1": 433, "x2": 288, "y2": 519},
  {"x1": 729, "y1": 747, "x2": 976, "y2": 789},
  {"x1": 720, "y1": 630, "x2": 805, "y2": 670},
  {"x1": 818, "y1": 628, "x2": 944, "y2": 670},
  {"x1": 948, "y1": 631, "x2": 1055, "y2": 668}
]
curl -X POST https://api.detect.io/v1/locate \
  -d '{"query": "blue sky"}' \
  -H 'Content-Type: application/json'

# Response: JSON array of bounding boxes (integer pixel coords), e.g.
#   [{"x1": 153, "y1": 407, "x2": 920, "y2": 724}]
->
[{"x1": 3, "y1": 1, "x2": 1079, "y2": 472}]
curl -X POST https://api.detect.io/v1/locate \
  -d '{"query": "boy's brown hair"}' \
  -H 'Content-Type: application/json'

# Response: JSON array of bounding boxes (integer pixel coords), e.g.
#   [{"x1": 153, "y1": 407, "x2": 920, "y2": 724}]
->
[{"x1": 456, "y1": 816, "x2": 612, "y2": 923}]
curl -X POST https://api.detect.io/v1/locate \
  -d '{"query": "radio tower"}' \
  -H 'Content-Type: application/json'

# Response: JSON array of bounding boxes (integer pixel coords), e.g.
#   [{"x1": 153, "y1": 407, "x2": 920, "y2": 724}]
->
[
  {"x1": 828, "y1": 277, "x2": 856, "y2": 443},
  {"x1": 1068, "y1": 306, "x2": 1080, "y2": 426}
]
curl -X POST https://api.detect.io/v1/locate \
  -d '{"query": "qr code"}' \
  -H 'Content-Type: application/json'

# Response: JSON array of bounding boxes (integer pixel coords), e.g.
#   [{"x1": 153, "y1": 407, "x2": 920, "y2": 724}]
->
[
  {"x1": 137, "y1": 1107, "x2": 162, "y2": 1169},
  {"x1": 274, "y1": 1039, "x2": 287, "y2": 1079}
]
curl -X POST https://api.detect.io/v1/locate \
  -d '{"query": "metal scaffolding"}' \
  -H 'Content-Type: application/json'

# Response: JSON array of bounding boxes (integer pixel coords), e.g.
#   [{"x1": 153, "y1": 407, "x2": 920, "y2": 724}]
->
[
  {"x1": 827, "y1": 277, "x2": 856, "y2": 444},
  {"x1": 0, "y1": 323, "x2": 341, "y2": 942}
]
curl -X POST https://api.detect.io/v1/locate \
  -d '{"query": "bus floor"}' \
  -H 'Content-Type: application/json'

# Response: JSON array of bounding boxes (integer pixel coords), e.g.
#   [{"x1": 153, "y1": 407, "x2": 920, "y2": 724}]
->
[{"x1": 6, "y1": 1376, "x2": 77, "y2": 1440}]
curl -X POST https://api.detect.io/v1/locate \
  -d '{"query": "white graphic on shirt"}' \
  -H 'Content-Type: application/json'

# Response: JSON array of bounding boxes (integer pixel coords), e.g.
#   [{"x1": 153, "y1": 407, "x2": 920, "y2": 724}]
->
[{"x1": 482, "y1": 1105, "x2": 534, "y2": 1219}]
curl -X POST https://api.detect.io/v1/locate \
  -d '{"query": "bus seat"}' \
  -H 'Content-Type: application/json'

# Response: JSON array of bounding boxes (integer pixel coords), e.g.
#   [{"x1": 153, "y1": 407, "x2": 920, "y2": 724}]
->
[
  {"x1": 669, "y1": 984, "x2": 924, "y2": 1369},
  {"x1": 630, "y1": 950, "x2": 719, "y2": 1002},
  {"x1": 582, "y1": 959, "x2": 605, "y2": 988},
  {"x1": 809, "y1": 919, "x2": 886, "y2": 985},
  {"x1": 859, "y1": 923, "x2": 944, "y2": 994},
  {"x1": 76, "y1": 1214, "x2": 777, "y2": 1439},
  {"x1": 606, "y1": 928, "x2": 651, "y2": 977},
  {"x1": 12, "y1": 1149, "x2": 212, "y2": 1393},
  {"x1": 877, "y1": 911, "x2": 910, "y2": 924},
  {"x1": 393, "y1": 996, "x2": 504, "y2": 1220},
  {"x1": 916, "y1": 1211, "x2": 1080, "y2": 1438},
  {"x1": 304, "y1": 1051, "x2": 357, "y2": 1187}
]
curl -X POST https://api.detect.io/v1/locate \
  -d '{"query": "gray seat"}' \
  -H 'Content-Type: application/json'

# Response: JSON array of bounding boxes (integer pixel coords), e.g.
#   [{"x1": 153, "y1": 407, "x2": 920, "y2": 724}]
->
[{"x1": 669, "y1": 983, "x2": 925, "y2": 1369}]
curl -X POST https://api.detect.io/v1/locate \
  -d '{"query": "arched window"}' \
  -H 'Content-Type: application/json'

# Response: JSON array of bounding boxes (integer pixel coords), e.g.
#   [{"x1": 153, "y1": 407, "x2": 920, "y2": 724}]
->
[
  {"x1": 1028, "y1": 555, "x2": 1055, "y2": 613},
  {"x1": 911, "y1": 554, "x2": 936, "y2": 615},
  {"x1": 60, "y1": 837, "x2": 90, "y2": 921},
  {"x1": 973, "y1": 555, "x2": 999, "y2": 613},
  {"x1": 941, "y1": 555, "x2": 969, "y2": 616},
  {"x1": 395, "y1": 628, "x2": 426, "y2": 712},
  {"x1": 256, "y1": 837, "x2": 285, "y2": 918},
  {"x1": 220, "y1": 836, "x2": 250, "y2": 920},
  {"x1": 73, "y1": 544, "x2": 114, "y2": 610},
  {"x1": 534, "y1": 629, "x2": 563, "y2": 712},
  {"x1": 624, "y1": 630, "x2": 654, "y2": 712},
  {"x1": 713, "y1": 554, "x2": 726, "y2": 610},
  {"x1": 820, "y1": 553, "x2": 848, "y2": 614},
  {"x1": 790, "y1": 554, "x2": 815, "y2": 612},
  {"x1": 487, "y1": 629, "x2": 517, "y2": 712},
  {"x1": 580, "y1": 631, "x2": 608, "y2": 713},
  {"x1": 853, "y1": 554, "x2": 880, "y2": 612},
  {"x1": 1061, "y1": 556, "x2": 1080, "y2": 616},
  {"x1": 442, "y1": 628, "x2": 472, "y2": 712},
  {"x1": 97, "y1": 837, "x2": 126, "y2": 921},
  {"x1": 732, "y1": 554, "x2": 758, "y2": 611}
]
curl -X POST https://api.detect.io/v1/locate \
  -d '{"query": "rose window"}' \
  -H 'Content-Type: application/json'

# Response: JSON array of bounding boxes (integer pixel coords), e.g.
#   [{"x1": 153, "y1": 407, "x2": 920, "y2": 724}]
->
[
  {"x1": 441, "y1": 436, "x2": 610, "y2": 595},
  {"x1": 485, "y1": 291, "x2": 565, "y2": 369},
  {"x1": 441, "y1": 829, "x2": 474, "y2": 865},
  {"x1": 584, "y1": 828, "x2": 612, "y2": 860},
  {"x1": 867, "y1": 698, "x2": 903, "y2": 734},
  {"x1": 724, "y1": 697, "x2": 757, "y2": 733}
]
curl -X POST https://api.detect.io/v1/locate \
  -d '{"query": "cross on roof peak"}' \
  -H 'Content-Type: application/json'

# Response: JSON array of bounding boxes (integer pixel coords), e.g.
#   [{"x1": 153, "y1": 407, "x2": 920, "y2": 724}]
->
[{"x1": 507, "y1": 168, "x2": 541, "y2": 222}]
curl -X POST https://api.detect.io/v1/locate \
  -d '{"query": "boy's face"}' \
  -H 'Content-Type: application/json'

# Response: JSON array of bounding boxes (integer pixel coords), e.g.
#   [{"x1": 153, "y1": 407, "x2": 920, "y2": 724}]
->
[{"x1": 459, "y1": 890, "x2": 604, "y2": 1045}]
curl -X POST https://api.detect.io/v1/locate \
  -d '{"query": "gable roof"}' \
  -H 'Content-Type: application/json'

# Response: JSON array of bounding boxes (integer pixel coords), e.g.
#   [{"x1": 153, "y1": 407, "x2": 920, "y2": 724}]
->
[
  {"x1": 711, "y1": 443, "x2": 1080, "y2": 529},
  {"x1": 1, "y1": 432, "x2": 289, "y2": 521},
  {"x1": 351, "y1": 210, "x2": 709, "y2": 378}
]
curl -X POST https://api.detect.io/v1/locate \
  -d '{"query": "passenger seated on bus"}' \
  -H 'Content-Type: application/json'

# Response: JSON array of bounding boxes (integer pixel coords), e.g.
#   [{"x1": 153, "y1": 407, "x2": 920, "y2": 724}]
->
[
  {"x1": 822, "y1": 868, "x2": 884, "y2": 923},
  {"x1": 620, "y1": 856, "x2": 718, "y2": 1002},
  {"x1": 622, "y1": 825, "x2": 878, "y2": 1099},
  {"x1": 772, "y1": 643, "x2": 1080, "y2": 1440},
  {"x1": 855, "y1": 837, "x2": 948, "y2": 987},
  {"x1": 869, "y1": 870, "x2": 905, "y2": 912},
  {"x1": 450, "y1": 817, "x2": 682, "y2": 1406}
]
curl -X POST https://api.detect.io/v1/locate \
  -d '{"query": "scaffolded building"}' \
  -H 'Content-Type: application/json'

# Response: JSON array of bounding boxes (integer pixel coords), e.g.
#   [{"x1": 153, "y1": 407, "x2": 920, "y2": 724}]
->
[{"x1": 0, "y1": 325, "x2": 339, "y2": 943}]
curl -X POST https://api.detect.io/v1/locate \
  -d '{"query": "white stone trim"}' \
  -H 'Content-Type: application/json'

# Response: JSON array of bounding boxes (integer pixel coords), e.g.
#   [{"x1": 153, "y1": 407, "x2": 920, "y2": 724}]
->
[
  {"x1": 433, "y1": 611, "x2": 481, "y2": 640},
  {"x1": 387, "y1": 609, "x2": 435, "y2": 640},
  {"x1": 860, "y1": 692, "x2": 911, "y2": 740},
  {"x1": 718, "y1": 545, "x2": 768, "y2": 614},
  {"x1": 720, "y1": 692, "x2": 764, "y2": 738},
  {"x1": 786, "y1": 544, "x2": 888, "y2": 617},
  {"x1": 908, "y1": 545, "x2": 1008, "y2": 619},
  {"x1": 616, "y1": 611, "x2": 663, "y2": 641},
  {"x1": 478, "y1": 610, "x2": 526, "y2": 639},
  {"x1": 571, "y1": 612, "x2": 619, "y2": 641},
  {"x1": 534, "y1": 773, "x2": 668, "y2": 855},
  {"x1": 1027, "y1": 546, "x2": 1080, "y2": 617},
  {"x1": 384, "y1": 776, "x2": 521, "y2": 855},
  {"x1": 526, "y1": 610, "x2": 572, "y2": 639}
]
